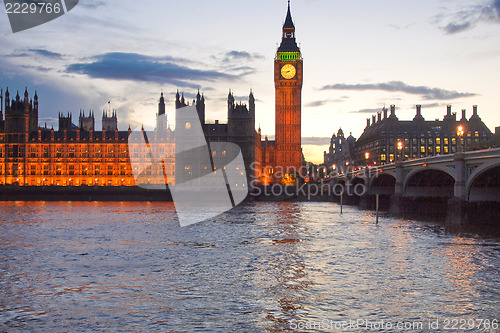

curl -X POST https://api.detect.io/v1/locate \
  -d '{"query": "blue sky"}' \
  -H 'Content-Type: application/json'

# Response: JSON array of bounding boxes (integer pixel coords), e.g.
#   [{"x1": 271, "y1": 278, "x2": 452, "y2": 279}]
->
[{"x1": 1, "y1": 0, "x2": 500, "y2": 163}]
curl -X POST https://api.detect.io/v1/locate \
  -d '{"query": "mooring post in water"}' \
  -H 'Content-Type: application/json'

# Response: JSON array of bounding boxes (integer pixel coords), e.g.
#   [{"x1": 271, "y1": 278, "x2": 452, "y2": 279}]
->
[
  {"x1": 340, "y1": 192, "x2": 343, "y2": 214},
  {"x1": 376, "y1": 194, "x2": 379, "y2": 224}
]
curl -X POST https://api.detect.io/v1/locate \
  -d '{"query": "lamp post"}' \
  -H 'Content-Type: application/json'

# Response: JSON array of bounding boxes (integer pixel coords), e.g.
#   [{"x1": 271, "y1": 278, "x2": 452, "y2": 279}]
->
[
  {"x1": 457, "y1": 125, "x2": 464, "y2": 152},
  {"x1": 365, "y1": 152, "x2": 370, "y2": 165},
  {"x1": 397, "y1": 141, "x2": 403, "y2": 162}
]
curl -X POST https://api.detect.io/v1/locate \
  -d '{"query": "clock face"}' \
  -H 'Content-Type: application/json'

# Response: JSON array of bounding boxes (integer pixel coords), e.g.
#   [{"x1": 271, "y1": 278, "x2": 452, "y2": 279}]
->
[{"x1": 281, "y1": 64, "x2": 296, "y2": 79}]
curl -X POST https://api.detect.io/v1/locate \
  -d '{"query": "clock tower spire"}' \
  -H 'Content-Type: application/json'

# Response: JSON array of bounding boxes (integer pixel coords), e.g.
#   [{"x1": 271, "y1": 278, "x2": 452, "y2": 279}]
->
[{"x1": 274, "y1": 0, "x2": 303, "y2": 182}]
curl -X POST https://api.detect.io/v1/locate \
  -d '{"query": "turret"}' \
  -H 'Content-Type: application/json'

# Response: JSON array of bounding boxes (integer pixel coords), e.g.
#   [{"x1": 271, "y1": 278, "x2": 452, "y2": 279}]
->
[
  {"x1": 102, "y1": 108, "x2": 117, "y2": 131},
  {"x1": 469, "y1": 105, "x2": 481, "y2": 120},
  {"x1": 389, "y1": 104, "x2": 398, "y2": 120},
  {"x1": 175, "y1": 90, "x2": 188, "y2": 110},
  {"x1": 58, "y1": 112, "x2": 72, "y2": 131},
  {"x1": 158, "y1": 92, "x2": 165, "y2": 116},
  {"x1": 33, "y1": 90, "x2": 38, "y2": 110},
  {"x1": 79, "y1": 109, "x2": 95, "y2": 131},
  {"x1": 413, "y1": 104, "x2": 424, "y2": 121},
  {"x1": 228, "y1": 90, "x2": 235, "y2": 111},
  {"x1": 249, "y1": 90, "x2": 255, "y2": 115},
  {"x1": 5, "y1": 88, "x2": 9, "y2": 107},
  {"x1": 195, "y1": 90, "x2": 205, "y2": 124},
  {"x1": 460, "y1": 109, "x2": 467, "y2": 122}
]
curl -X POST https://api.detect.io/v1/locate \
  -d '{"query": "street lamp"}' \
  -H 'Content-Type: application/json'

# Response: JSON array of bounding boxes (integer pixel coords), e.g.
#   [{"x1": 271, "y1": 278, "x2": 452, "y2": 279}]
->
[
  {"x1": 457, "y1": 125, "x2": 464, "y2": 152},
  {"x1": 397, "y1": 141, "x2": 403, "y2": 162}
]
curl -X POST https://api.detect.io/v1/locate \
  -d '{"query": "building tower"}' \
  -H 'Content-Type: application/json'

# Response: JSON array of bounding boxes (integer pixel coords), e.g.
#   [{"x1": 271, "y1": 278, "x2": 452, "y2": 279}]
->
[
  {"x1": 4, "y1": 88, "x2": 37, "y2": 136},
  {"x1": 156, "y1": 92, "x2": 167, "y2": 132},
  {"x1": 102, "y1": 110, "x2": 117, "y2": 131},
  {"x1": 79, "y1": 110, "x2": 95, "y2": 131},
  {"x1": 227, "y1": 90, "x2": 256, "y2": 181},
  {"x1": 274, "y1": 1, "x2": 303, "y2": 177},
  {"x1": 58, "y1": 112, "x2": 72, "y2": 131}
]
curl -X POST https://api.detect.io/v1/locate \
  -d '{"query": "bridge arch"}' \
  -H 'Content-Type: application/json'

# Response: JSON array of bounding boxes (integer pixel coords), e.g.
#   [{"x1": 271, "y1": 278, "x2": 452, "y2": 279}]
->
[
  {"x1": 404, "y1": 168, "x2": 455, "y2": 197},
  {"x1": 466, "y1": 161, "x2": 500, "y2": 202},
  {"x1": 369, "y1": 173, "x2": 396, "y2": 195},
  {"x1": 403, "y1": 166, "x2": 456, "y2": 190}
]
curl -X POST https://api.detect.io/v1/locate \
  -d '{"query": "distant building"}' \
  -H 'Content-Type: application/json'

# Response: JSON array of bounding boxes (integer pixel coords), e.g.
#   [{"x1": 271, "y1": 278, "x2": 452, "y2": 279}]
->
[
  {"x1": 354, "y1": 104, "x2": 493, "y2": 166},
  {"x1": 323, "y1": 128, "x2": 356, "y2": 169}
]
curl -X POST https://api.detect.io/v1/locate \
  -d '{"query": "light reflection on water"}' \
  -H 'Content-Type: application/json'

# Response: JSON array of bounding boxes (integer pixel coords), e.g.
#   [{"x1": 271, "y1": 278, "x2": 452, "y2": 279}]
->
[{"x1": 0, "y1": 201, "x2": 498, "y2": 332}]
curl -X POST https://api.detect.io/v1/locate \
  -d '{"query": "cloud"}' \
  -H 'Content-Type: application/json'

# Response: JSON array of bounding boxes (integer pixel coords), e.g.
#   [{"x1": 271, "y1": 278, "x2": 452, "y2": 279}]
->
[
  {"x1": 305, "y1": 100, "x2": 329, "y2": 107},
  {"x1": 28, "y1": 49, "x2": 63, "y2": 59},
  {"x1": 222, "y1": 50, "x2": 264, "y2": 62},
  {"x1": 7, "y1": 48, "x2": 63, "y2": 59},
  {"x1": 302, "y1": 137, "x2": 331, "y2": 145},
  {"x1": 420, "y1": 103, "x2": 441, "y2": 108},
  {"x1": 348, "y1": 107, "x2": 385, "y2": 114},
  {"x1": 388, "y1": 23, "x2": 415, "y2": 30},
  {"x1": 79, "y1": 0, "x2": 105, "y2": 9},
  {"x1": 320, "y1": 81, "x2": 476, "y2": 100},
  {"x1": 20, "y1": 65, "x2": 53, "y2": 72},
  {"x1": 443, "y1": 22, "x2": 473, "y2": 34},
  {"x1": 66, "y1": 52, "x2": 236, "y2": 88},
  {"x1": 437, "y1": 0, "x2": 500, "y2": 34},
  {"x1": 305, "y1": 97, "x2": 347, "y2": 107}
]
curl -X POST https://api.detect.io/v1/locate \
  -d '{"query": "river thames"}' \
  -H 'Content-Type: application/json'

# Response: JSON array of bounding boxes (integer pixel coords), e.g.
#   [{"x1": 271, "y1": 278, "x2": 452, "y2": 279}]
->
[{"x1": 0, "y1": 201, "x2": 498, "y2": 332}]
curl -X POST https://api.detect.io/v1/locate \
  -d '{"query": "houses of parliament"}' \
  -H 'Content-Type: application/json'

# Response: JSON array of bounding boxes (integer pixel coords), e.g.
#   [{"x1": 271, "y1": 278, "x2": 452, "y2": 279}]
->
[{"x1": 0, "y1": 3, "x2": 304, "y2": 187}]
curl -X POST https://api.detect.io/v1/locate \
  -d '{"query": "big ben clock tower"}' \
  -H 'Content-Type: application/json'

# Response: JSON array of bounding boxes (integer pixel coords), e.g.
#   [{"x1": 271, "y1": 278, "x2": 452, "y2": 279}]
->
[{"x1": 275, "y1": 1, "x2": 303, "y2": 180}]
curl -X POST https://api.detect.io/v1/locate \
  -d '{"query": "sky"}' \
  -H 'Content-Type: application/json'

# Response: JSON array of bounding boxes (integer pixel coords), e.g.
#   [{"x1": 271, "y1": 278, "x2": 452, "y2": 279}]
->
[{"x1": 1, "y1": 0, "x2": 500, "y2": 163}]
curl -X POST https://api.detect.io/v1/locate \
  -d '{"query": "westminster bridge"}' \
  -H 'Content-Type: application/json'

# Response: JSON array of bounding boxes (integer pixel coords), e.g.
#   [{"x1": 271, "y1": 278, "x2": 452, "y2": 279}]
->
[{"x1": 329, "y1": 148, "x2": 500, "y2": 225}]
